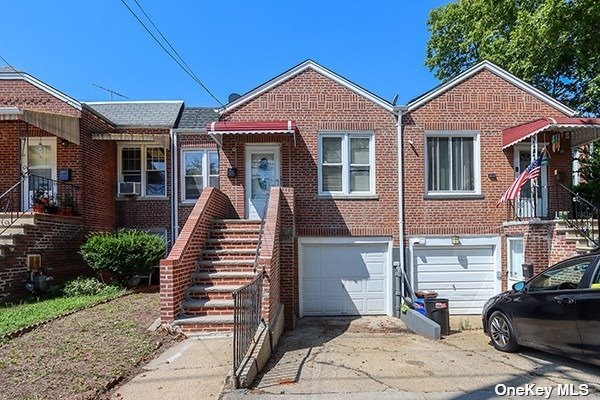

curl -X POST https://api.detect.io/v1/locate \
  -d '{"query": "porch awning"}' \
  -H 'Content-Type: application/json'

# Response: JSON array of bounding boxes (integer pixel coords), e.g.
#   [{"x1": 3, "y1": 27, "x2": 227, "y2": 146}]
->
[
  {"x1": 92, "y1": 132, "x2": 170, "y2": 147},
  {"x1": 502, "y1": 117, "x2": 600, "y2": 149},
  {"x1": 207, "y1": 120, "x2": 297, "y2": 135},
  {"x1": 0, "y1": 107, "x2": 80, "y2": 145}
]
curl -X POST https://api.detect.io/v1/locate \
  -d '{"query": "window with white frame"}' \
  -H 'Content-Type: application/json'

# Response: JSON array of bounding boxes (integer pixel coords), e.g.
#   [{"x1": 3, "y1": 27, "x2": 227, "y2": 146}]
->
[
  {"x1": 181, "y1": 149, "x2": 219, "y2": 202},
  {"x1": 319, "y1": 133, "x2": 374, "y2": 195},
  {"x1": 425, "y1": 131, "x2": 480, "y2": 195},
  {"x1": 119, "y1": 144, "x2": 166, "y2": 197}
]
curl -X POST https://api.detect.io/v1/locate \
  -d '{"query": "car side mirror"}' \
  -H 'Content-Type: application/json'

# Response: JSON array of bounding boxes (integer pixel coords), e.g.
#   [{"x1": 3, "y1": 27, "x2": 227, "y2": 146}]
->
[{"x1": 512, "y1": 281, "x2": 527, "y2": 292}]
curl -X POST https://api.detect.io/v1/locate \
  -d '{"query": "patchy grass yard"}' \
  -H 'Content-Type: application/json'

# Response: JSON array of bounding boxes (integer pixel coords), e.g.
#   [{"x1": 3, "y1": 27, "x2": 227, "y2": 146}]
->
[
  {"x1": 0, "y1": 288, "x2": 125, "y2": 337},
  {"x1": 0, "y1": 291, "x2": 175, "y2": 400}
]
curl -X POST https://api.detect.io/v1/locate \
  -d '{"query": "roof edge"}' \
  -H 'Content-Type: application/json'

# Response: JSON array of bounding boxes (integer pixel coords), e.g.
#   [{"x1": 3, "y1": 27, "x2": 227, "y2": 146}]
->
[
  {"x1": 405, "y1": 60, "x2": 577, "y2": 116},
  {"x1": 0, "y1": 70, "x2": 82, "y2": 111},
  {"x1": 222, "y1": 60, "x2": 395, "y2": 114}
]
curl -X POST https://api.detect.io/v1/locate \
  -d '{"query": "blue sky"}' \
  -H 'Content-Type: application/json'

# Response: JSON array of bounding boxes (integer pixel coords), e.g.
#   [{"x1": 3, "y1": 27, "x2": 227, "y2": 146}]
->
[{"x1": 1, "y1": 1, "x2": 450, "y2": 106}]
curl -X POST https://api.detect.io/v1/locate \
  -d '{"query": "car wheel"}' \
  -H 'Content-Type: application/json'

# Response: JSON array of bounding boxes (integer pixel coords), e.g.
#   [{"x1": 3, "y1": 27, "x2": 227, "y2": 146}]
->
[{"x1": 488, "y1": 311, "x2": 519, "y2": 352}]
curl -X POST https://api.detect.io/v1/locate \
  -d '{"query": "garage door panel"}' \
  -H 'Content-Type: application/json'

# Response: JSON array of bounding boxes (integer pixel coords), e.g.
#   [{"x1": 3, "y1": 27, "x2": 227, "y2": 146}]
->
[
  {"x1": 414, "y1": 244, "x2": 498, "y2": 315},
  {"x1": 301, "y1": 241, "x2": 389, "y2": 316}
]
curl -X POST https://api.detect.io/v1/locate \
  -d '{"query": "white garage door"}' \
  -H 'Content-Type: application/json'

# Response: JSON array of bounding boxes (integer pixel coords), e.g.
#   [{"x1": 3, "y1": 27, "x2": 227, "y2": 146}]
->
[
  {"x1": 414, "y1": 245, "x2": 497, "y2": 314},
  {"x1": 301, "y1": 240, "x2": 390, "y2": 316}
]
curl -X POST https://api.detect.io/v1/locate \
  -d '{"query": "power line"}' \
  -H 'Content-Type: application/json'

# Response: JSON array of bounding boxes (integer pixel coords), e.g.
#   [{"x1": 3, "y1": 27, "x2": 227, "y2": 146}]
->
[{"x1": 119, "y1": 0, "x2": 224, "y2": 107}]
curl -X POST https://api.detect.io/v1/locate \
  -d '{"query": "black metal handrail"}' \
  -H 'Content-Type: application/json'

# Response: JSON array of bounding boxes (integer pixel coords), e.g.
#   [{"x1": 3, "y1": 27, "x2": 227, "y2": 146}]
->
[
  {"x1": 0, "y1": 173, "x2": 81, "y2": 235},
  {"x1": 0, "y1": 174, "x2": 31, "y2": 235},
  {"x1": 557, "y1": 184, "x2": 600, "y2": 248},
  {"x1": 232, "y1": 272, "x2": 264, "y2": 386}
]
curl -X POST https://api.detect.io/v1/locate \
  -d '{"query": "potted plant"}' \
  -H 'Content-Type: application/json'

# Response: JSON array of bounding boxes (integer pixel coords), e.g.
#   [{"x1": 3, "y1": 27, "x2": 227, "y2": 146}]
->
[
  {"x1": 58, "y1": 193, "x2": 75, "y2": 216},
  {"x1": 44, "y1": 196, "x2": 59, "y2": 214},
  {"x1": 31, "y1": 189, "x2": 47, "y2": 213}
]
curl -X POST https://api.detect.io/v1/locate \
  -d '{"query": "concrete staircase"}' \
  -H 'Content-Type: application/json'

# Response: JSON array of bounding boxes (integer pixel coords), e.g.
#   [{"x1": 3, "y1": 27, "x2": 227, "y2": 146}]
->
[
  {"x1": 173, "y1": 219, "x2": 261, "y2": 332},
  {"x1": 0, "y1": 212, "x2": 35, "y2": 258},
  {"x1": 555, "y1": 219, "x2": 599, "y2": 253}
]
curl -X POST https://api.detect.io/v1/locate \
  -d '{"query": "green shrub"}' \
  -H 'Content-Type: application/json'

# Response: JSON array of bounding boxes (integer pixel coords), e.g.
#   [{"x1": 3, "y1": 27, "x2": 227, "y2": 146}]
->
[
  {"x1": 63, "y1": 277, "x2": 120, "y2": 297},
  {"x1": 80, "y1": 230, "x2": 165, "y2": 284}
]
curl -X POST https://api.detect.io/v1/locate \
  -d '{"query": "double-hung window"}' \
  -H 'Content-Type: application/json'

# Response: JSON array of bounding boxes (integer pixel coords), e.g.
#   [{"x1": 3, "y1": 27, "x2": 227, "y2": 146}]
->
[
  {"x1": 119, "y1": 144, "x2": 166, "y2": 197},
  {"x1": 319, "y1": 132, "x2": 375, "y2": 196},
  {"x1": 425, "y1": 131, "x2": 480, "y2": 195},
  {"x1": 181, "y1": 149, "x2": 219, "y2": 202}
]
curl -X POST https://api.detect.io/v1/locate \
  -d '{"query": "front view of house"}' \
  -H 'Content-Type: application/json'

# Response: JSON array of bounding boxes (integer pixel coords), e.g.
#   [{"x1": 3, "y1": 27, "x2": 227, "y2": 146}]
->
[{"x1": 1, "y1": 60, "x2": 599, "y2": 333}]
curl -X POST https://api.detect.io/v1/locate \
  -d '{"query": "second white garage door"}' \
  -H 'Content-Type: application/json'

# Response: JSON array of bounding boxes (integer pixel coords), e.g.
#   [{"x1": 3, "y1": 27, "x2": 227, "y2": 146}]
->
[
  {"x1": 413, "y1": 243, "x2": 499, "y2": 315},
  {"x1": 300, "y1": 239, "x2": 391, "y2": 316}
]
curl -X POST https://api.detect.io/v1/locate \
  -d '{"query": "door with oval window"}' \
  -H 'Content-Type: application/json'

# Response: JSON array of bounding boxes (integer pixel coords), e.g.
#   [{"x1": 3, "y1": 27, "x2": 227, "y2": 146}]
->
[{"x1": 245, "y1": 145, "x2": 280, "y2": 220}]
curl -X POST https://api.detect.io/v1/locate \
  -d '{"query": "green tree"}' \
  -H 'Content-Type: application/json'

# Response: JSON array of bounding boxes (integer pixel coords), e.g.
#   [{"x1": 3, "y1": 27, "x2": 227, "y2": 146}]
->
[{"x1": 426, "y1": 0, "x2": 600, "y2": 115}]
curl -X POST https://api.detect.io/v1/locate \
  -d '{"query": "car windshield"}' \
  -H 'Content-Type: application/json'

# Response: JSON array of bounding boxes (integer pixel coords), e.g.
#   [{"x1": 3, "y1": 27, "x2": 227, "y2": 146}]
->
[{"x1": 528, "y1": 258, "x2": 593, "y2": 292}]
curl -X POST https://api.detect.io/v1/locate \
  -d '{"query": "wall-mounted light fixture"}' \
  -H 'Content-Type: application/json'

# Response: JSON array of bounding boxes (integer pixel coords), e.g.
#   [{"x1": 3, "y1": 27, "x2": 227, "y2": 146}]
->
[
  {"x1": 60, "y1": 139, "x2": 69, "y2": 148},
  {"x1": 451, "y1": 235, "x2": 460, "y2": 246},
  {"x1": 487, "y1": 173, "x2": 497, "y2": 181}
]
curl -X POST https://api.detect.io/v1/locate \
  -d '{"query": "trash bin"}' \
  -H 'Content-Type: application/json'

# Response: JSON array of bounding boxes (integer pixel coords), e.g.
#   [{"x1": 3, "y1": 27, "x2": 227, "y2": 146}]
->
[
  {"x1": 425, "y1": 298, "x2": 450, "y2": 336},
  {"x1": 414, "y1": 298, "x2": 426, "y2": 316}
]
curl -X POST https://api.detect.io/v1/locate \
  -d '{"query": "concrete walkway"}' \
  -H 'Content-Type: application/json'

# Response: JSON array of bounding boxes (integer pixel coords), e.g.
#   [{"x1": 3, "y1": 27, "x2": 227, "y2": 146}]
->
[{"x1": 112, "y1": 334, "x2": 232, "y2": 400}]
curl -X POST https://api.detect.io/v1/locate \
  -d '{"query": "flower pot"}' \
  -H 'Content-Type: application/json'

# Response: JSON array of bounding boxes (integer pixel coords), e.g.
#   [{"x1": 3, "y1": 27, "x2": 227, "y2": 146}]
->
[{"x1": 32, "y1": 204, "x2": 44, "y2": 213}]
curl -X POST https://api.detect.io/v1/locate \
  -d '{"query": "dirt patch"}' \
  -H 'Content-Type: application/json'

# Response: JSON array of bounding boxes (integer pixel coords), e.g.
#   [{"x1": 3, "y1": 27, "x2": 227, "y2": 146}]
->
[{"x1": 0, "y1": 291, "x2": 176, "y2": 400}]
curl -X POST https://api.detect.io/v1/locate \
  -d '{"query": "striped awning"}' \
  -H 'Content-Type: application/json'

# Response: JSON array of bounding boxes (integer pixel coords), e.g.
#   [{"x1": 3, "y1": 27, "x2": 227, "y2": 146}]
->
[
  {"x1": 207, "y1": 120, "x2": 297, "y2": 135},
  {"x1": 0, "y1": 107, "x2": 80, "y2": 144},
  {"x1": 502, "y1": 117, "x2": 600, "y2": 149},
  {"x1": 92, "y1": 132, "x2": 170, "y2": 147}
]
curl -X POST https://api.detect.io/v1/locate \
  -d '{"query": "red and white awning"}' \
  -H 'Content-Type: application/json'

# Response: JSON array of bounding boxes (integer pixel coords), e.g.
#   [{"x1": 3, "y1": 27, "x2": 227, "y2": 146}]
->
[
  {"x1": 502, "y1": 117, "x2": 600, "y2": 149},
  {"x1": 207, "y1": 120, "x2": 297, "y2": 135}
]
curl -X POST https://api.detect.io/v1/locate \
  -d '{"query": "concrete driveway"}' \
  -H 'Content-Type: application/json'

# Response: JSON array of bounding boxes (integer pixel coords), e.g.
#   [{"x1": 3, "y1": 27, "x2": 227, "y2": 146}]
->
[{"x1": 223, "y1": 317, "x2": 600, "y2": 400}]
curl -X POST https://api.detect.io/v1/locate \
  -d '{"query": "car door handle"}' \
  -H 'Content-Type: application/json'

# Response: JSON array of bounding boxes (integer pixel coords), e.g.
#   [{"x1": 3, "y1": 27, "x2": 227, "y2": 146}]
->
[{"x1": 555, "y1": 296, "x2": 575, "y2": 305}]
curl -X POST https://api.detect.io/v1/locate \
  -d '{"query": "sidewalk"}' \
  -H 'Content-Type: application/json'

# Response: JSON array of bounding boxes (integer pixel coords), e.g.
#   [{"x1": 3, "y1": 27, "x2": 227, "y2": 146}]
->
[{"x1": 112, "y1": 334, "x2": 232, "y2": 400}]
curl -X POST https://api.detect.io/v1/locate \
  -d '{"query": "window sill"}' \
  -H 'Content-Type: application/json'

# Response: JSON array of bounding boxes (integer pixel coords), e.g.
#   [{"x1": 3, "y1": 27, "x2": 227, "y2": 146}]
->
[
  {"x1": 423, "y1": 194, "x2": 485, "y2": 200},
  {"x1": 116, "y1": 196, "x2": 169, "y2": 201},
  {"x1": 318, "y1": 194, "x2": 379, "y2": 200}
]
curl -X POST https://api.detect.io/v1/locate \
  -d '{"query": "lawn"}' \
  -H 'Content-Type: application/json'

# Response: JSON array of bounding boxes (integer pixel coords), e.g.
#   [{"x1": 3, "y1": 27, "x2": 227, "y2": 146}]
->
[
  {"x1": 0, "y1": 291, "x2": 176, "y2": 400},
  {"x1": 0, "y1": 288, "x2": 126, "y2": 337}
]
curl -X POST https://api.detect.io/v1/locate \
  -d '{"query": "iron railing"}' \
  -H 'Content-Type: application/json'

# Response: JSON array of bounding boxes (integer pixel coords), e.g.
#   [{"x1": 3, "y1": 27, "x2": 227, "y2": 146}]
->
[
  {"x1": 556, "y1": 184, "x2": 600, "y2": 248},
  {"x1": 0, "y1": 173, "x2": 81, "y2": 235},
  {"x1": 232, "y1": 272, "x2": 264, "y2": 385}
]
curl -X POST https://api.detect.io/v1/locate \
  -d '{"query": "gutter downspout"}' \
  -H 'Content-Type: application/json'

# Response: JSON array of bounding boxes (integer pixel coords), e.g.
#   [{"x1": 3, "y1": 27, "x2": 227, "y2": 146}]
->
[
  {"x1": 394, "y1": 106, "x2": 408, "y2": 318},
  {"x1": 170, "y1": 129, "x2": 179, "y2": 246}
]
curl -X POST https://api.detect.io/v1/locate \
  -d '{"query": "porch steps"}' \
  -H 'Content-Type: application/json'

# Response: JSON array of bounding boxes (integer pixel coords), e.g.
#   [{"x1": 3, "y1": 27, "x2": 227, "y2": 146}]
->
[
  {"x1": 174, "y1": 218, "x2": 261, "y2": 331},
  {"x1": 0, "y1": 212, "x2": 35, "y2": 258},
  {"x1": 555, "y1": 219, "x2": 599, "y2": 253}
]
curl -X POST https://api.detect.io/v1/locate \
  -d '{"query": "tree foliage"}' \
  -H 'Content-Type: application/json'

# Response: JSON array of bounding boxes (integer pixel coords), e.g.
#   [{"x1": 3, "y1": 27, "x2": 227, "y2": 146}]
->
[{"x1": 426, "y1": 0, "x2": 600, "y2": 115}]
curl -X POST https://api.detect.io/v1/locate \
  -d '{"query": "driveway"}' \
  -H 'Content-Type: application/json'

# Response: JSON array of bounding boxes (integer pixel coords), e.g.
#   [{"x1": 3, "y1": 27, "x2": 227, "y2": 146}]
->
[{"x1": 223, "y1": 317, "x2": 600, "y2": 400}]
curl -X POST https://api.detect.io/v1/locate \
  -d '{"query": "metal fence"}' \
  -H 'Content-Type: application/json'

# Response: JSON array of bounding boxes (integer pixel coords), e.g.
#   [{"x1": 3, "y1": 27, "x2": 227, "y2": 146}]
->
[
  {"x1": 232, "y1": 272, "x2": 264, "y2": 384},
  {"x1": 556, "y1": 184, "x2": 600, "y2": 248}
]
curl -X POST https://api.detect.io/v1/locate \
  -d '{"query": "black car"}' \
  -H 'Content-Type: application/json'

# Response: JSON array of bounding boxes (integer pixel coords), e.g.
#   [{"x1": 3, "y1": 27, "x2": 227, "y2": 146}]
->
[{"x1": 482, "y1": 253, "x2": 600, "y2": 366}]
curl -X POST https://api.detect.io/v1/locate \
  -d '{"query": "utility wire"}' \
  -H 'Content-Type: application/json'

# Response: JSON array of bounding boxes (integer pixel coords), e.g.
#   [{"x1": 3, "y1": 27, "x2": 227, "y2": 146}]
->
[{"x1": 119, "y1": 0, "x2": 224, "y2": 107}]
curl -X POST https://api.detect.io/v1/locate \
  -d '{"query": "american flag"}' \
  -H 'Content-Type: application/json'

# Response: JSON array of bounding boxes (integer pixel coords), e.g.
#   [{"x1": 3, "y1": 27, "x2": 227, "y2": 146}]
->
[{"x1": 498, "y1": 155, "x2": 542, "y2": 205}]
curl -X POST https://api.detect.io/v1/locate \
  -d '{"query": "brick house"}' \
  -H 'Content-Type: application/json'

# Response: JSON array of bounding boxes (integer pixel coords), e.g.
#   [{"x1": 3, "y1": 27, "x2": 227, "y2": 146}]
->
[{"x1": 2, "y1": 60, "x2": 599, "y2": 334}]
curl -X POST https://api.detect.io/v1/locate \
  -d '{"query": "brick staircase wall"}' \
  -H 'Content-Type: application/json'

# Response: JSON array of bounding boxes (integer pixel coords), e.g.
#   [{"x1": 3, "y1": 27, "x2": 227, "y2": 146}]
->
[
  {"x1": 160, "y1": 187, "x2": 235, "y2": 323},
  {"x1": 0, "y1": 214, "x2": 87, "y2": 302}
]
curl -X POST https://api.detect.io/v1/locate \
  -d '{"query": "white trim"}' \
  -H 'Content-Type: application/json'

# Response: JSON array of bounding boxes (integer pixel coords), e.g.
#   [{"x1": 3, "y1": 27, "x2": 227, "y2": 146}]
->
[
  {"x1": 409, "y1": 235, "x2": 502, "y2": 300},
  {"x1": 21, "y1": 137, "x2": 57, "y2": 210},
  {"x1": 180, "y1": 148, "x2": 219, "y2": 204},
  {"x1": 0, "y1": 72, "x2": 81, "y2": 110},
  {"x1": 318, "y1": 131, "x2": 376, "y2": 196},
  {"x1": 117, "y1": 142, "x2": 168, "y2": 199},
  {"x1": 424, "y1": 130, "x2": 481, "y2": 196},
  {"x1": 83, "y1": 100, "x2": 184, "y2": 105},
  {"x1": 221, "y1": 60, "x2": 394, "y2": 114},
  {"x1": 245, "y1": 144, "x2": 281, "y2": 220},
  {"x1": 507, "y1": 236, "x2": 525, "y2": 287},
  {"x1": 406, "y1": 60, "x2": 576, "y2": 116},
  {"x1": 298, "y1": 236, "x2": 394, "y2": 317}
]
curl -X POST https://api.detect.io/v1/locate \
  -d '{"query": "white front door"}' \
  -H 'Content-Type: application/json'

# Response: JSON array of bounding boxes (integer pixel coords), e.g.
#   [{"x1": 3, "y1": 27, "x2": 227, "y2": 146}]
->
[
  {"x1": 245, "y1": 145, "x2": 280, "y2": 220},
  {"x1": 21, "y1": 137, "x2": 57, "y2": 211},
  {"x1": 507, "y1": 237, "x2": 525, "y2": 288},
  {"x1": 300, "y1": 238, "x2": 392, "y2": 316},
  {"x1": 514, "y1": 146, "x2": 548, "y2": 218}
]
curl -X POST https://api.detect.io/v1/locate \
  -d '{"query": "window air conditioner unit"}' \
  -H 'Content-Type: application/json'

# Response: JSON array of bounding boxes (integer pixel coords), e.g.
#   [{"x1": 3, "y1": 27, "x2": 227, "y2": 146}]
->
[{"x1": 118, "y1": 182, "x2": 142, "y2": 196}]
